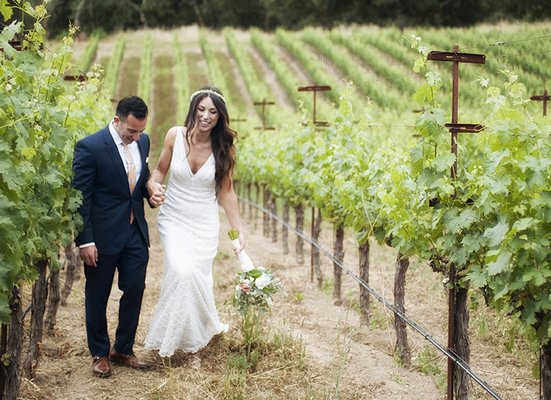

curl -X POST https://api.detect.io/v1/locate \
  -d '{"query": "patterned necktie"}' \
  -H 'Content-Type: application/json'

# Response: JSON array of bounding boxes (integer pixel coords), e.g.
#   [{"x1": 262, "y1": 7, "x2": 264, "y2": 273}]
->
[
  {"x1": 123, "y1": 143, "x2": 137, "y2": 193},
  {"x1": 123, "y1": 144, "x2": 136, "y2": 223}
]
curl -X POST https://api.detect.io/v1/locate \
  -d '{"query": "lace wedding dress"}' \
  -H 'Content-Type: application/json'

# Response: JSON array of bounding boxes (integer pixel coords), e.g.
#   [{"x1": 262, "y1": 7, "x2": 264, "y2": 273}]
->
[{"x1": 145, "y1": 127, "x2": 228, "y2": 357}]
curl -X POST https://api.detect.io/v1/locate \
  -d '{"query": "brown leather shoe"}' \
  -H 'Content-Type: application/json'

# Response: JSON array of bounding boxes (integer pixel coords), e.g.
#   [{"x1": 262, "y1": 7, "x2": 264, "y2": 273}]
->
[
  {"x1": 92, "y1": 356, "x2": 112, "y2": 378},
  {"x1": 109, "y1": 349, "x2": 151, "y2": 370}
]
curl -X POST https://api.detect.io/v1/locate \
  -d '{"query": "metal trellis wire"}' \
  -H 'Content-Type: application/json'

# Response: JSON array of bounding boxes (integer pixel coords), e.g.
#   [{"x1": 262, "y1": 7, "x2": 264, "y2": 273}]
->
[{"x1": 239, "y1": 196, "x2": 503, "y2": 400}]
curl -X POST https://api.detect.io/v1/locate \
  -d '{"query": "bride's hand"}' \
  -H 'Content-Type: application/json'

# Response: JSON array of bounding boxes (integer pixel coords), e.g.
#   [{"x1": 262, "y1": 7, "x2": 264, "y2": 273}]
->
[
  {"x1": 147, "y1": 180, "x2": 166, "y2": 207},
  {"x1": 237, "y1": 232, "x2": 246, "y2": 253}
]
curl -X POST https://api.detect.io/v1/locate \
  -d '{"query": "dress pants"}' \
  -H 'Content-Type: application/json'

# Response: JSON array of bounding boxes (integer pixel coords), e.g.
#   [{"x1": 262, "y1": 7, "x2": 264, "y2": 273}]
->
[{"x1": 84, "y1": 221, "x2": 148, "y2": 357}]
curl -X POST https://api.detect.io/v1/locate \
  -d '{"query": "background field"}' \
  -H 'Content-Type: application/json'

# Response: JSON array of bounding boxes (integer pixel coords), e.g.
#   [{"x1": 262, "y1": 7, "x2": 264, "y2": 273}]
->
[{"x1": 18, "y1": 22, "x2": 550, "y2": 399}]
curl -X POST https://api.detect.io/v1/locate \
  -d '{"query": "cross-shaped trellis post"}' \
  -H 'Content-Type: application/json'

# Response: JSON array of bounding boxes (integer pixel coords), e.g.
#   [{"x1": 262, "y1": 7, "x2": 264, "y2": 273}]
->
[
  {"x1": 230, "y1": 116, "x2": 247, "y2": 131},
  {"x1": 1, "y1": 37, "x2": 43, "y2": 52},
  {"x1": 253, "y1": 99, "x2": 275, "y2": 130},
  {"x1": 0, "y1": 39, "x2": 22, "y2": 53},
  {"x1": 530, "y1": 89, "x2": 550, "y2": 116},
  {"x1": 297, "y1": 84, "x2": 331, "y2": 282},
  {"x1": 427, "y1": 45, "x2": 485, "y2": 400},
  {"x1": 8, "y1": 39, "x2": 22, "y2": 51},
  {"x1": 63, "y1": 75, "x2": 87, "y2": 82},
  {"x1": 298, "y1": 84, "x2": 331, "y2": 127}
]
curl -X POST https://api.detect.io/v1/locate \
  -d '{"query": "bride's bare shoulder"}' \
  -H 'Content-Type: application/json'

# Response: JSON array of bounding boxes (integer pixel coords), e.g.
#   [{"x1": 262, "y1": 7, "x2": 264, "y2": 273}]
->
[{"x1": 164, "y1": 126, "x2": 183, "y2": 141}]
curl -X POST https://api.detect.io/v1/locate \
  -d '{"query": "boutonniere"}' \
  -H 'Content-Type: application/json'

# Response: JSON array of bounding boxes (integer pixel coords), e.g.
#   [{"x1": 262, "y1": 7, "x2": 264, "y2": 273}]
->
[{"x1": 145, "y1": 156, "x2": 149, "y2": 164}]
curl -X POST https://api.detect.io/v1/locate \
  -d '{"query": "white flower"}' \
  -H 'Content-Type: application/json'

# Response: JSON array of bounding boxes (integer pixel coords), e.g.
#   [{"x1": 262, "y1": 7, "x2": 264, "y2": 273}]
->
[{"x1": 255, "y1": 273, "x2": 271, "y2": 290}]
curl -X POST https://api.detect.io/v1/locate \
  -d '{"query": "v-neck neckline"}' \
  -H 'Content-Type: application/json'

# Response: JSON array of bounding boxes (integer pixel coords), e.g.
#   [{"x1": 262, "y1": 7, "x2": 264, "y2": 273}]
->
[
  {"x1": 179, "y1": 127, "x2": 213, "y2": 177},
  {"x1": 186, "y1": 152, "x2": 213, "y2": 176}
]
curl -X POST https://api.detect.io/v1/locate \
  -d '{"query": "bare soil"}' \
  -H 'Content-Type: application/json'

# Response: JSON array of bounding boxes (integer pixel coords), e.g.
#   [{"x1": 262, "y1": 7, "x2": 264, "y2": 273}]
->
[
  {"x1": 18, "y1": 26, "x2": 539, "y2": 400},
  {"x1": 18, "y1": 202, "x2": 539, "y2": 399},
  {"x1": 19, "y1": 212, "x2": 433, "y2": 400}
]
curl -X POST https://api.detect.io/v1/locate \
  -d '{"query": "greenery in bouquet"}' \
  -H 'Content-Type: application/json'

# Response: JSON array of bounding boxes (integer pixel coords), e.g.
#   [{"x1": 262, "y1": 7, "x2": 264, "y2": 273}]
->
[
  {"x1": 233, "y1": 266, "x2": 281, "y2": 315},
  {"x1": 228, "y1": 229, "x2": 281, "y2": 354},
  {"x1": 228, "y1": 228, "x2": 281, "y2": 316}
]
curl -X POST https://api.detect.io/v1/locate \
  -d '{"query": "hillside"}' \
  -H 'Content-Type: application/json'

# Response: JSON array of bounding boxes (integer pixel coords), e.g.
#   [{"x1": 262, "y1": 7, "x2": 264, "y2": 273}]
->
[{"x1": 17, "y1": 23, "x2": 550, "y2": 399}]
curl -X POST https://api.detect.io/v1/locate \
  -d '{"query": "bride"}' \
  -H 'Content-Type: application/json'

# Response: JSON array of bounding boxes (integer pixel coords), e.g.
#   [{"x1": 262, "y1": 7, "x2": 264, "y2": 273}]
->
[{"x1": 145, "y1": 86, "x2": 245, "y2": 357}]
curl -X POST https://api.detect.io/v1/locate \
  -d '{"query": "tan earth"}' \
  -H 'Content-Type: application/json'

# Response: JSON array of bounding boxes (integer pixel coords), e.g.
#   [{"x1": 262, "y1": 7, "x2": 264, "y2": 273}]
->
[
  {"x1": 18, "y1": 201, "x2": 538, "y2": 399},
  {"x1": 18, "y1": 211, "x2": 438, "y2": 400},
  {"x1": 18, "y1": 26, "x2": 539, "y2": 400}
]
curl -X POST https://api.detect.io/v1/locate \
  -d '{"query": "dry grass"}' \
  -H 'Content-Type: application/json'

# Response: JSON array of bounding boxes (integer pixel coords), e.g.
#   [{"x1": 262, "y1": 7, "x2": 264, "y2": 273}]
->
[
  {"x1": 17, "y1": 204, "x2": 539, "y2": 399},
  {"x1": 18, "y1": 25, "x2": 542, "y2": 399}
]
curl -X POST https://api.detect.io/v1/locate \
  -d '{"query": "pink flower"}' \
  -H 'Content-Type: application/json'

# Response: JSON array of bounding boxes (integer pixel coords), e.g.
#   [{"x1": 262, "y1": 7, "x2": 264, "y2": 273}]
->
[{"x1": 239, "y1": 281, "x2": 251, "y2": 293}]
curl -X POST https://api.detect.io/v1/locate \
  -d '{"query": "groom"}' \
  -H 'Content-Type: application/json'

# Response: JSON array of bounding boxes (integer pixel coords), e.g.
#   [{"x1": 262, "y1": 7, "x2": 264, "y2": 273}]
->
[{"x1": 73, "y1": 96, "x2": 159, "y2": 377}]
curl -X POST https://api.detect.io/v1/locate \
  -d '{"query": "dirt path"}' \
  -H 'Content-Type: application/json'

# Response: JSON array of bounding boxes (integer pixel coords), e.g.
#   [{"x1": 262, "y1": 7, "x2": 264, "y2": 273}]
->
[
  {"x1": 19, "y1": 206, "x2": 445, "y2": 400},
  {"x1": 19, "y1": 27, "x2": 538, "y2": 400},
  {"x1": 18, "y1": 198, "x2": 540, "y2": 399},
  {"x1": 243, "y1": 219, "x2": 442, "y2": 400}
]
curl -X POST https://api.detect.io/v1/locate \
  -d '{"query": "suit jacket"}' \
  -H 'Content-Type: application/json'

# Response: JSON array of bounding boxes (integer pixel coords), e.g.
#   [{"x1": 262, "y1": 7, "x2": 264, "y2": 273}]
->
[{"x1": 73, "y1": 126, "x2": 151, "y2": 255}]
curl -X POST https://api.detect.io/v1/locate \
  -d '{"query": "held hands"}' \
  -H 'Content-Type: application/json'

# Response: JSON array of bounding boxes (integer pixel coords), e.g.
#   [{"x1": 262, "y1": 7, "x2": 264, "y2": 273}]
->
[{"x1": 147, "y1": 179, "x2": 166, "y2": 208}]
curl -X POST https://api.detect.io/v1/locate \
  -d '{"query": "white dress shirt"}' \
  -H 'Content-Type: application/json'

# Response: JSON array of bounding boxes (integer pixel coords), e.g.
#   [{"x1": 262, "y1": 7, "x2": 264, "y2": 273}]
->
[{"x1": 109, "y1": 121, "x2": 143, "y2": 178}]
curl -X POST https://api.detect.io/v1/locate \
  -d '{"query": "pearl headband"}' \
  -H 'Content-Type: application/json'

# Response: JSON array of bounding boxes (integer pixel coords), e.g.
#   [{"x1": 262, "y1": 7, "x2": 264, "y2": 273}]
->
[{"x1": 189, "y1": 89, "x2": 226, "y2": 103}]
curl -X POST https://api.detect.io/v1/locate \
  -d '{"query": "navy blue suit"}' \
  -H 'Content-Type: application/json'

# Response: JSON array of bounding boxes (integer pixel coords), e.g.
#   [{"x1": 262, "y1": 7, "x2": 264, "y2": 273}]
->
[{"x1": 73, "y1": 126, "x2": 151, "y2": 357}]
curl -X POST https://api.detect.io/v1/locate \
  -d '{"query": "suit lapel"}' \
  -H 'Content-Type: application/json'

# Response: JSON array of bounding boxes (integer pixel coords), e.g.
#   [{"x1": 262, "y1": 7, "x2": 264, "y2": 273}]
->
[
  {"x1": 103, "y1": 129, "x2": 129, "y2": 191},
  {"x1": 135, "y1": 136, "x2": 148, "y2": 191}
]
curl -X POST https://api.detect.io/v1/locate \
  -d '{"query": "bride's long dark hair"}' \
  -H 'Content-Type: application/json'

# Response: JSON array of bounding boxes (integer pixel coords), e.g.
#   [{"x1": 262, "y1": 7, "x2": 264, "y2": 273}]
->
[{"x1": 184, "y1": 86, "x2": 237, "y2": 195}]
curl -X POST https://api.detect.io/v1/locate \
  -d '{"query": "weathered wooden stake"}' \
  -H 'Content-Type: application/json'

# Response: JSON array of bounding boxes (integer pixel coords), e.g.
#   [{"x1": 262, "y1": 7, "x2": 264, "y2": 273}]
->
[
  {"x1": 427, "y1": 45, "x2": 485, "y2": 400},
  {"x1": 530, "y1": 89, "x2": 550, "y2": 116},
  {"x1": 297, "y1": 84, "x2": 332, "y2": 281},
  {"x1": 297, "y1": 84, "x2": 331, "y2": 127},
  {"x1": 0, "y1": 323, "x2": 6, "y2": 400},
  {"x1": 333, "y1": 223, "x2": 344, "y2": 305},
  {"x1": 230, "y1": 116, "x2": 247, "y2": 131},
  {"x1": 253, "y1": 99, "x2": 275, "y2": 130},
  {"x1": 311, "y1": 208, "x2": 322, "y2": 286},
  {"x1": 294, "y1": 204, "x2": 305, "y2": 265},
  {"x1": 63, "y1": 74, "x2": 87, "y2": 82},
  {"x1": 282, "y1": 203, "x2": 290, "y2": 255}
]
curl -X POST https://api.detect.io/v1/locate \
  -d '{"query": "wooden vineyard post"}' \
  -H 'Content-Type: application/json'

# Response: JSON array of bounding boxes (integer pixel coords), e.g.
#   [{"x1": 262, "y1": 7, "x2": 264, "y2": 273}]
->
[
  {"x1": 427, "y1": 46, "x2": 485, "y2": 400},
  {"x1": 263, "y1": 185, "x2": 270, "y2": 238},
  {"x1": 229, "y1": 116, "x2": 248, "y2": 214},
  {"x1": 253, "y1": 99, "x2": 275, "y2": 130},
  {"x1": 0, "y1": 39, "x2": 22, "y2": 52},
  {"x1": 531, "y1": 82, "x2": 551, "y2": 390},
  {"x1": 254, "y1": 99, "x2": 277, "y2": 240},
  {"x1": 63, "y1": 74, "x2": 87, "y2": 82},
  {"x1": 0, "y1": 323, "x2": 5, "y2": 400},
  {"x1": 297, "y1": 84, "x2": 332, "y2": 283},
  {"x1": 8, "y1": 40, "x2": 22, "y2": 51},
  {"x1": 530, "y1": 89, "x2": 550, "y2": 116},
  {"x1": 230, "y1": 116, "x2": 247, "y2": 131},
  {"x1": 0, "y1": 35, "x2": 43, "y2": 53},
  {"x1": 298, "y1": 84, "x2": 332, "y2": 127},
  {"x1": 333, "y1": 223, "x2": 344, "y2": 305}
]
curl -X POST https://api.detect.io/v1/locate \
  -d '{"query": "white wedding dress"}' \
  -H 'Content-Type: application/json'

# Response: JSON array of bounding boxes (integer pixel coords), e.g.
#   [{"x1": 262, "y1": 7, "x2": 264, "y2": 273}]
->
[{"x1": 145, "y1": 127, "x2": 228, "y2": 357}]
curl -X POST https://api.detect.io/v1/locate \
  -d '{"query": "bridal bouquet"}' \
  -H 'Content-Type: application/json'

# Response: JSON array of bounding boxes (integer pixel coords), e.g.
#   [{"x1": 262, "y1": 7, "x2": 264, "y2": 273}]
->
[{"x1": 228, "y1": 229, "x2": 280, "y2": 314}]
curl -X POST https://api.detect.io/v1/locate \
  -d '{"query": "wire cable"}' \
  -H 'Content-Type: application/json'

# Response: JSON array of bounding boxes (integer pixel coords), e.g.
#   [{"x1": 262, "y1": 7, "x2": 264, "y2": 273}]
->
[{"x1": 239, "y1": 196, "x2": 503, "y2": 400}]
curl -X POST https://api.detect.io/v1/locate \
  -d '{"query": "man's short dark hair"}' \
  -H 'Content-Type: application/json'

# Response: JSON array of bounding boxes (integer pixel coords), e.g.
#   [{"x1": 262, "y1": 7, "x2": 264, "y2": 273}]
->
[{"x1": 116, "y1": 96, "x2": 148, "y2": 120}]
